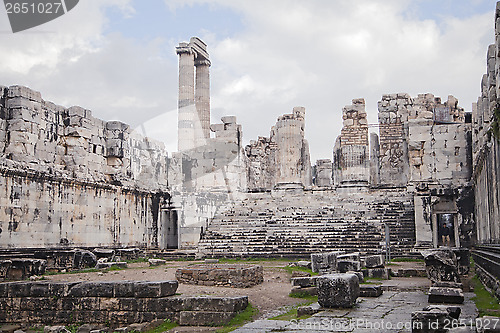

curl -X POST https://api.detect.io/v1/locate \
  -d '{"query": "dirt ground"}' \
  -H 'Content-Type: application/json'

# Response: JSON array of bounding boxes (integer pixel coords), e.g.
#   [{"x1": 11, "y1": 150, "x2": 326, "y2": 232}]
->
[{"x1": 45, "y1": 260, "x2": 307, "y2": 320}]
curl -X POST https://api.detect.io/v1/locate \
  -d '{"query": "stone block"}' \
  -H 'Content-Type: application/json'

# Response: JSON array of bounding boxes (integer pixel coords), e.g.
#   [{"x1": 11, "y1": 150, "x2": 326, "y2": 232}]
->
[
  {"x1": 134, "y1": 281, "x2": 178, "y2": 298},
  {"x1": 411, "y1": 309, "x2": 450, "y2": 333},
  {"x1": 8, "y1": 85, "x2": 42, "y2": 102},
  {"x1": 364, "y1": 255, "x2": 384, "y2": 268},
  {"x1": 311, "y1": 252, "x2": 338, "y2": 274},
  {"x1": 67, "y1": 282, "x2": 115, "y2": 297},
  {"x1": 362, "y1": 268, "x2": 391, "y2": 280},
  {"x1": 337, "y1": 260, "x2": 361, "y2": 273},
  {"x1": 359, "y1": 285, "x2": 383, "y2": 297},
  {"x1": 95, "y1": 262, "x2": 127, "y2": 269},
  {"x1": 347, "y1": 271, "x2": 364, "y2": 283},
  {"x1": 423, "y1": 305, "x2": 461, "y2": 320},
  {"x1": 112, "y1": 282, "x2": 136, "y2": 298},
  {"x1": 182, "y1": 296, "x2": 248, "y2": 312},
  {"x1": 179, "y1": 311, "x2": 235, "y2": 326},
  {"x1": 290, "y1": 286, "x2": 317, "y2": 297},
  {"x1": 428, "y1": 287, "x2": 464, "y2": 304},
  {"x1": 291, "y1": 276, "x2": 316, "y2": 288},
  {"x1": 316, "y1": 273, "x2": 359, "y2": 308},
  {"x1": 148, "y1": 259, "x2": 167, "y2": 266},
  {"x1": 291, "y1": 270, "x2": 311, "y2": 278},
  {"x1": 297, "y1": 302, "x2": 321, "y2": 317},
  {"x1": 422, "y1": 249, "x2": 460, "y2": 284}
]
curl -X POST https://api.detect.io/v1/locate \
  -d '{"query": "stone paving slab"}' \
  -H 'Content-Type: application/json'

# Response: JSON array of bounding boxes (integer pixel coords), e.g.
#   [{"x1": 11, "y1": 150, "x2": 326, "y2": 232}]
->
[{"x1": 233, "y1": 291, "x2": 479, "y2": 333}]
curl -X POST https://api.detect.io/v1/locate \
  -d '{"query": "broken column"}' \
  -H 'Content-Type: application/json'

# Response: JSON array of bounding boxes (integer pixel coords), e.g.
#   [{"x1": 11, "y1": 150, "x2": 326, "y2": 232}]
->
[
  {"x1": 333, "y1": 99, "x2": 369, "y2": 186},
  {"x1": 274, "y1": 107, "x2": 311, "y2": 189}
]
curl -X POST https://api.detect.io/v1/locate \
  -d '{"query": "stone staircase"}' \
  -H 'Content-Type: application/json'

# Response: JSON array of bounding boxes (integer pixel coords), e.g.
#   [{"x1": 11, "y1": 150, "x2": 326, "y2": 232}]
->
[{"x1": 198, "y1": 188, "x2": 416, "y2": 257}]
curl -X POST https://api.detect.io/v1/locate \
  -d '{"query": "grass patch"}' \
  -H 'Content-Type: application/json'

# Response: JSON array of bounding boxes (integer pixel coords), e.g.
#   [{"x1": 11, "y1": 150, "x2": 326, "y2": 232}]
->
[
  {"x1": 282, "y1": 266, "x2": 318, "y2": 276},
  {"x1": 391, "y1": 257, "x2": 423, "y2": 263},
  {"x1": 289, "y1": 292, "x2": 318, "y2": 301},
  {"x1": 144, "y1": 319, "x2": 178, "y2": 333},
  {"x1": 125, "y1": 257, "x2": 149, "y2": 264},
  {"x1": 472, "y1": 275, "x2": 500, "y2": 317},
  {"x1": 216, "y1": 303, "x2": 258, "y2": 333},
  {"x1": 270, "y1": 299, "x2": 317, "y2": 321}
]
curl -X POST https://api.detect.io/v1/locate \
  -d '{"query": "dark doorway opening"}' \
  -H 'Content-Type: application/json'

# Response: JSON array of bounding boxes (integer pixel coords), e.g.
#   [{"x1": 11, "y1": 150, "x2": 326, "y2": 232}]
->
[
  {"x1": 164, "y1": 209, "x2": 179, "y2": 249},
  {"x1": 437, "y1": 213, "x2": 455, "y2": 247}
]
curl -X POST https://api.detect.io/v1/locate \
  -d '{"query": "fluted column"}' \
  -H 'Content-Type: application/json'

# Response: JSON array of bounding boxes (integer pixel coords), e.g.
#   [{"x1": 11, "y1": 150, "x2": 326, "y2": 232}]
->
[
  {"x1": 177, "y1": 45, "x2": 196, "y2": 151},
  {"x1": 195, "y1": 59, "x2": 211, "y2": 142}
]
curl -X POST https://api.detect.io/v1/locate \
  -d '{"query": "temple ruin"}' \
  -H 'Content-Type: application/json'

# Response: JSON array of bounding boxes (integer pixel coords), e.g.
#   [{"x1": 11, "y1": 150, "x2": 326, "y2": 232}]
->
[{"x1": 0, "y1": 6, "x2": 498, "y2": 289}]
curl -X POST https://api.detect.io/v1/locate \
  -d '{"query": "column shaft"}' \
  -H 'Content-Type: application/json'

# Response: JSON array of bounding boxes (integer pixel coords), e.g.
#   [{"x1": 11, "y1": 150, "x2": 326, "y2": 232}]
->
[
  {"x1": 195, "y1": 61, "x2": 211, "y2": 141},
  {"x1": 177, "y1": 51, "x2": 195, "y2": 151}
]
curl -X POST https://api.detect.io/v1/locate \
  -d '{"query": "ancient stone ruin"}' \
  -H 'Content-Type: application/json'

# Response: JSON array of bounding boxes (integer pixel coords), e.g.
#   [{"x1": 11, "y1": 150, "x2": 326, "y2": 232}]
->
[{"x1": 0, "y1": 0, "x2": 500, "y2": 327}]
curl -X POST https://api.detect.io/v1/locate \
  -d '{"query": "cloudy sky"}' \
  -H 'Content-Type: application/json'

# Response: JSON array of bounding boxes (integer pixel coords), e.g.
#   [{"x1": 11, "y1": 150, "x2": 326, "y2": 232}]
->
[{"x1": 0, "y1": 0, "x2": 496, "y2": 162}]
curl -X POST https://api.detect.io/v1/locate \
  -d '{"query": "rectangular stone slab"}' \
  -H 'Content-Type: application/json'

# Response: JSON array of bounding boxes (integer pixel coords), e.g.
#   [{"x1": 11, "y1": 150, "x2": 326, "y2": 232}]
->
[{"x1": 428, "y1": 287, "x2": 464, "y2": 304}]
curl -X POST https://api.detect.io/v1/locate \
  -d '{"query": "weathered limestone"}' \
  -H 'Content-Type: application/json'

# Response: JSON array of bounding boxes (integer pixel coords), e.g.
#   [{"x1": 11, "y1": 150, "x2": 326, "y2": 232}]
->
[
  {"x1": 311, "y1": 252, "x2": 338, "y2": 274},
  {"x1": 314, "y1": 159, "x2": 332, "y2": 187},
  {"x1": 422, "y1": 249, "x2": 460, "y2": 284},
  {"x1": 411, "y1": 309, "x2": 451, "y2": 333},
  {"x1": 333, "y1": 98, "x2": 369, "y2": 186},
  {"x1": 359, "y1": 285, "x2": 383, "y2": 297},
  {"x1": 316, "y1": 273, "x2": 360, "y2": 308},
  {"x1": 0, "y1": 280, "x2": 248, "y2": 327},
  {"x1": 0, "y1": 259, "x2": 46, "y2": 280},
  {"x1": 365, "y1": 254, "x2": 384, "y2": 268},
  {"x1": 175, "y1": 264, "x2": 263, "y2": 288},
  {"x1": 245, "y1": 107, "x2": 312, "y2": 191},
  {"x1": 428, "y1": 286, "x2": 464, "y2": 304},
  {"x1": 471, "y1": 3, "x2": 500, "y2": 290}
]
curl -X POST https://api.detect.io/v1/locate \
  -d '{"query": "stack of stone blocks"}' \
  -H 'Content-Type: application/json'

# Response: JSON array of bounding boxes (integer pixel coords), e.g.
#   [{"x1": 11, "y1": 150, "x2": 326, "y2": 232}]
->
[
  {"x1": 0, "y1": 280, "x2": 248, "y2": 327},
  {"x1": 245, "y1": 107, "x2": 312, "y2": 191},
  {"x1": 333, "y1": 99, "x2": 369, "y2": 186}
]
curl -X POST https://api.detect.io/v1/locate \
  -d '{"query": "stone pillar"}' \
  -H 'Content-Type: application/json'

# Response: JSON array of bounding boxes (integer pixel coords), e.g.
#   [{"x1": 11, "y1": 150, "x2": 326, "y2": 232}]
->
[
  {"x1": 177, "y1": 44, "x2": 196, "y2": 152},
  {"x1": 195, "y1": 59, "x2": 211, "y2": 142},
  {"x1": 275, "y1": 107, "x2": 307, "y2": 189}
]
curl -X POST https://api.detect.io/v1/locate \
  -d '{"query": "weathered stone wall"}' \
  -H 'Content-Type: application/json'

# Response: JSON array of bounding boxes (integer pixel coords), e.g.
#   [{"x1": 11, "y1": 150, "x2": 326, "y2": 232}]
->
[
  {"x1": 245, "y1": 107, "x2": 312, "y2": 191},
  {"x1": 175, "y1": 264, "x2": 264, "y2": 288},
  {"x1": 377, "y1": 93, "x2": 410, "y2": 187},
  {"x1": 314, "y1": 159, "x2": 333, "y2": 187},
  {"x1": 333, "y1": 99, "x2": 369, "y2": 186},
  {"x1": 0, "y1": 85, "x2": 171, "y2": 249},
  {"x1": 0, "y1": 280, "x2": 248, "y2": 327},
  {"x1": 473, "y1": 3, "x2": 500, "y2": 246}
]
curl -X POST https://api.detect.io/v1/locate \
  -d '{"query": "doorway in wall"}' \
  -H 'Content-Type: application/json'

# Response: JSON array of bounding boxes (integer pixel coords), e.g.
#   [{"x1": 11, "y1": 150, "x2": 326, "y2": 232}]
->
[
  {"x1": 437, "y1": 213, "x2": 456, "y2": 247},
  {"x1": 163, "y1": 209, "x2": 179, "y2": 249}
]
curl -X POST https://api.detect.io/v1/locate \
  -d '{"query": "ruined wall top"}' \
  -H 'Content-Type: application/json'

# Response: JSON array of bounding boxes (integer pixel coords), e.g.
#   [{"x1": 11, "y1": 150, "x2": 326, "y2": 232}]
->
[
  {"x1": 0, "y1": 85, "x2": 169, "y2": 191},
  {"x1": 340, "y1": 98, "x2": 368, "y2": 147}
]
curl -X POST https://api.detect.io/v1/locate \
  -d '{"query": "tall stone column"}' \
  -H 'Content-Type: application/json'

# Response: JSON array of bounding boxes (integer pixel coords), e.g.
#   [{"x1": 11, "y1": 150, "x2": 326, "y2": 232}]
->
[
  {"x1": 195, "y1": 59, "x2": 211, "y2": 142},
  {"x1": 177, "y1": 44, "x2": 196, "y2": 151}
]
